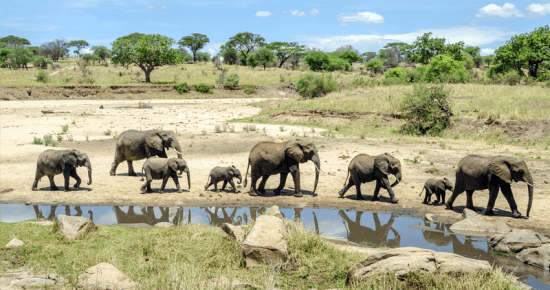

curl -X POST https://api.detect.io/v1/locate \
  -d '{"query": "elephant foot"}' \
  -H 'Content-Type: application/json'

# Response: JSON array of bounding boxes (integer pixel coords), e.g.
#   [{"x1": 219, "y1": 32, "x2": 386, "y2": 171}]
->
[
  {"x1": 391, "y1": 197, "x2": 399, "y2": 204},
  {"x1": 64, "y1": 188, "x2": 72, "y2": 192},
  {"x1": 147, "y1": 190, "x2": 153, "y2": 193},
  {"x1": 338, "y1": 190, "x2": 345, "y2": 198},
  {"x1": 32, "y1": 187, "x2": 38, "y2": 191},
  {"x1": 485, "y1": 210, "x2": 495, "y2": 216},
  {"x1": 74, "y1": 185, "x2": 80, "y2": 190},
  {"x1": 128, "y1": 172, "x2": 137, "y2": 177},
  {"x1": 109, "y1": 170, "x2": 116, "y2": 176},
  {"x1": 444, "y1": 202, "x2": 453, "y2": 210},
  {"x1": 294, "y1": 192, "x2": 303, "y2": 198},
  {"x1": 512, "y1": 210, "x2": 522, "y2": 218},
  {"x1": 50, "y1": 186, "x2": 59, "y2": 191},
  {"x1": 371, "y1": 196, "x2": 379, "y2": 201},
  {"x1": 273, "y1": 189, "x2": 282, "y2": 196},
  {"x1": 248, "y1": 191, "x2": 258, "y2": 197},
  {"x1": 159, "y1": 191, "x2": 164, "y2": 194},
  {"x1": 257, "y1": 189, "x2": 266, "y2": 196},
  {"x1": 177, "y1": 190, "x2": 183, "y2": 193}
]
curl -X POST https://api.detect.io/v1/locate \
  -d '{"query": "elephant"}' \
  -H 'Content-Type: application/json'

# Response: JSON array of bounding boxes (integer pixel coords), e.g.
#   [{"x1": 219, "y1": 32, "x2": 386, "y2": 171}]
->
[
  {"x1": 339, "y1": 211, "x2": 401, "y2": 248},
  {"x1": 110, "y1": 129, "x2": 183, "y2": 176},
  {"x1": 243, "y1": 140, "x2": 320, "y2": 197},
  {"x1": 422, "y1": 222, "x2": 452, "y2": 247},
  {"x1": 338, "y1": 153, "x2": 402, "y2": 203},
  {"x1": 140, "y1": 157, "x2": 190, "y2": 194},
  {"x1": 419, "y1": 177, "x2": 454, "y2": 205},
  {"x1": 204, "y1": 165, "x2": 243, "y2": 193},
  {"x1": 32, "y1": 149, "x2": 92, "y2": 191},
  {"x1": 445, "y1": 155, "x2": 534, "y2": 218}
]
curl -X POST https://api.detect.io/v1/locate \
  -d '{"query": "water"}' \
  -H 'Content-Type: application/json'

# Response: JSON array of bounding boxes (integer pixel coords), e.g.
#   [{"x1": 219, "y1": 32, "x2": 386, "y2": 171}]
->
[{"x1": 1, "y1": 204, "x2": 549, "y2": 289}]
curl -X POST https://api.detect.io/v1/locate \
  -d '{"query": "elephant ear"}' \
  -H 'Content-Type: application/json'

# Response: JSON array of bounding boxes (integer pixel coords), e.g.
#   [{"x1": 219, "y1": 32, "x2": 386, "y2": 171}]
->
[
  {"x1": 436, "y1": 180, "x2": 447, "y2": 192},
  {"x1": 62, "y1": 151, "x2": 77, "y2": 167},
  {"x1": 166, "y1": 159, "x2": 178, "y2": 173},
  {"x1": 374, "y1": 154, "x2": 390, "y2": 175},
  {"x1": 146, "y1": 131, "x2": 164, "y2": 152},
  {"x1": 285, "y1": 141, "x2": 305, "y2": 163},
  {"x1": 228, "y1": 167, "x2": 235, "y2": 176},
  {"x1": 489, "y1": 159, "x2": 512, "y2": 184}
]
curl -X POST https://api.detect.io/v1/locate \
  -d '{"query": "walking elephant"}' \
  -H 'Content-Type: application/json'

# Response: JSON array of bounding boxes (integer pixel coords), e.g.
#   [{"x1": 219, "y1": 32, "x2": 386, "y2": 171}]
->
[
  {"x1": 338, "y1": 153, "x2": 402, "y2": 203},
  {"x1": 140, "y1": 157, "x2": 190, "y2": 193},
  {"x1": 419, "y1": 177, "x2": 454, "y2": 205},
  {"x1": 204, "y1": 165, "x2": 242, "y2": 193},
  {"x1": 32, "y1": 149, "x2": 92, "y2": 191},
  {"x1": 243, "y1": 140, "x2": 320, "y2": 197},
  {"x1": 110, "y1": 129, "x2": 183, "y2": 176},
  {"x1": 445, "y1": 155, "x2": 533, "y2": 218}
]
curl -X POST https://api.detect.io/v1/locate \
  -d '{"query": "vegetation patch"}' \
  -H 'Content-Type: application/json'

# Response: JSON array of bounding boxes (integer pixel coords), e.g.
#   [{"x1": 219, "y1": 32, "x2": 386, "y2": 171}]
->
[
  {"x1": 174, "y1": 82, "x2": 190, "y2": 93},
  {"x1": 296, "y1": 73, "x2": 339, "y2": 98},
  {"x1": 194, "y1": 83, "x2": 214, "y2": 94}
]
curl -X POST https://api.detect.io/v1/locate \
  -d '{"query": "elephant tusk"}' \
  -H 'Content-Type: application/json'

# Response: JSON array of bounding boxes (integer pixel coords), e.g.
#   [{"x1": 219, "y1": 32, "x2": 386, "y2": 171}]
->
[
  {"x1": 526, "y1": 182, "x2": 534, "y2": 186},
  {"x1": 312, "y1": 161, "x2": 325, "y2": 174},
  {"x1": 173, "y1": 147, "x2": 183, "y2": 155}
]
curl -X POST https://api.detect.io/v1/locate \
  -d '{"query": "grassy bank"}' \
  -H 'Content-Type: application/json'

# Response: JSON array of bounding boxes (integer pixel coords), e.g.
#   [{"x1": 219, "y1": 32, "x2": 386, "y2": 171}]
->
[{"x1": 0, "y1": 220, "x2": 520, "y2": 289}]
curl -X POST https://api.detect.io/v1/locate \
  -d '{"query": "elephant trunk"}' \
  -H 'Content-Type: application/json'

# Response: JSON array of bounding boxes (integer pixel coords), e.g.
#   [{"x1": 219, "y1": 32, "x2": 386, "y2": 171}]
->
[
  {"x1": 184, "y1": 167, "x2": 191, "y2": 189},
  {"x1": 312, "y1": 153, "x2": 320, "y2": 194},
  {"x1": 237, "y1": 174, "x2": 242, "y2": 184},
  {"x1": 525, "y1": 173, "x2": 533, "y2": 218},
  {"x1": 86, "y1": 160, "x2": 92, "y2": 185},
  {"x1": 390, "y1": 171, "x2": 402, "y2": 188}
]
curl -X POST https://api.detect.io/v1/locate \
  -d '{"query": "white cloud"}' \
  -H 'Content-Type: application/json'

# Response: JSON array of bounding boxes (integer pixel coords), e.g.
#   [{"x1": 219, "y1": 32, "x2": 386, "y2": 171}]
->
[
  {"x1": 526, "y1": 3, "x2": 550, "y2": 15},
  {"x1": 337, "y1": 12, "x2": 385, "y2": 25},
  {"x1": 480, "y1": 48, "x2": 496, "y2": 55},
  {"x1": 147, "y1": 5, "x2": 167, "y2": 9},
  {"x1": 254, "y1": 11, "x2": 273, "y2": 17},
  {"x1": 81, "y1": 48, "x2": 93, "y2": 54},
  {"x1": 0, "y1": 22, "x2": 60, "y2": 33},
  {"x1": 209, "y1": 48, "x2": 215, "y2": 54},
  {"x1": 204, "y1": 43, "x2": 222, "y2": 55},
  {"x1": 309, "y1": 8, "x2": 320, "y2": 16},
  {"x1": 475, "y1": 3, "x2": 524, "y2": 18},
  {"x1": 287, "y1": 10, "x2": 306, "y2": 16}
]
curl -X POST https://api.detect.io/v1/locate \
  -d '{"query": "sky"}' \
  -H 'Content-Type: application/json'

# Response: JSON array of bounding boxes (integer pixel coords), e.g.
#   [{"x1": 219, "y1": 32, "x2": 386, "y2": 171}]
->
[{"x1": 1, "y1": 0, "x2": 549, "y2": 56}]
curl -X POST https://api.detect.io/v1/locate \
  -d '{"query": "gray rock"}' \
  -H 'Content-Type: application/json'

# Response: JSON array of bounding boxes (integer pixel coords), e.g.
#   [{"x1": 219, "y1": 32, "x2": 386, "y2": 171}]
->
[
  {"x1": 489, "y1": 229, "x2": 550, "y2": 253},
  {"x1": 424, "y1": 213, "x2": 435, "y2": 222},
  {"x1": 76, "y1": 262, "x2": 138, "y2": 290},
  {"x1": 462, "y1": 208, "x2": 478, "y2": 219},
  {"x1": 221, "y1": 223, "x2": 245, "y2": 242},
  {"x1": 29, "y1": 221, "x2": 55, "y2": 227},
  {"x1": 265, "y1": 205, "x2": 285, "y2": 220},
  {"x1": 154, "y1": 222, "x2": 174, "y2": 228},
  {"x1": 0, "y1": 277, "x2": 11, "y2": 286},
  {"x1": 10, "y1": 277, "x2": 56, "y2": 286},
  {"x1": 450, "y1": 217, "x2": 510, "y2": 236},
  {"x1": 57, "y1": 215, "x2": 96, "y2": 239},
  {"x1": 336, "y1": 245, "x2": 382, "y2": 256},
  {"x1": 5, "y1": 238, "x2": 24, "y2": 249},
  {"x1": 243, "y1": 215, "x2": 288, "y2": 267},
  {"x1": 347, "y1": 247, "x2": 491, "y2": 283},
  {"x1": 517, "y1": 244, "x2": 550, "y2": 269},
  {"x1": 191, "y1": 233, "x2": 203, "y2": 240}
]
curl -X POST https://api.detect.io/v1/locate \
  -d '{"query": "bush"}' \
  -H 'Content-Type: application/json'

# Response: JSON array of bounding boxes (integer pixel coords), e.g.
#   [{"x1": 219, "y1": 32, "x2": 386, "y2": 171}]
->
[
  {"x1": 425, "y1": 54, "x2": 470, "y2": 83},
  {"x1": 304, "y1": 51, "x2": 330, "y2": 71},
  {"x1": 326, "y1": 57, "x2": 351, "y2": 71},
  {"x1": 338, "y1": 51, "x2": 361, "y2": 64},
  {"x1": 399, "y1": 83, "x2": 452, "y2": 136},
  {"x1": 296, "y1": 73, "x2": 339, "y2": 98},
  {"x1": 365, "y1": 59, "x2": 383, "y2": 73},
  {"x1": 385, "y1": 67, "x2": 406, "y2": 79},
  {"x1": 35, "y1": 69, "x2": 49, "y2": 83},
  {"x1": 174, "y1": 82, "x2": 190, "y2": 93},
  {"x1": 77, "y1": 77, "x2": 95, "y2": 84},
  {"x1": 461, "y1": 52, "x2": 475, "y2": 70},
  {"x1": 217, "y1": 72, "x2": 239, "y2": 89},
  {"x1": 405, "y1": 66, "x2": 428, "y2": 83},
  {"x1": 195, "y1": 83, "x2": 213, "y2": 94},
  {"x1": 243, "y1": 85, "x2": 256, "y2": 94}
]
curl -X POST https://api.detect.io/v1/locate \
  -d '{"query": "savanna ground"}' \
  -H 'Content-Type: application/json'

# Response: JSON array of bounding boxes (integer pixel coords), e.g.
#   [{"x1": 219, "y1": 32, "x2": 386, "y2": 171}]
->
[{"x1": 0, "y1": 58, "x2": 548, "y2": 288}]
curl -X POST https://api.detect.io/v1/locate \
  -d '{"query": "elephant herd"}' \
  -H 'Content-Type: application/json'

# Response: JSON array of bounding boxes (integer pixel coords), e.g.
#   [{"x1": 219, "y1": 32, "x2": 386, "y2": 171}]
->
[{"x1": 31, "y1": 129, "x2": 534, "y2": 219}]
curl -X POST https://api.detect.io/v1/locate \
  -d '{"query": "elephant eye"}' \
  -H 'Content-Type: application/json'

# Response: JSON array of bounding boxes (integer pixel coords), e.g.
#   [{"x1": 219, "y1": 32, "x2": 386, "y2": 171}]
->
[{"x1": 519, "y1": 169, "x2": 523, "y2": 174}]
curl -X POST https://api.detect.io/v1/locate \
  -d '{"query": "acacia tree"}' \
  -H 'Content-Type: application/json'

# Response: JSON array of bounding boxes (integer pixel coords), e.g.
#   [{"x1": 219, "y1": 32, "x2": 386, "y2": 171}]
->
[
  {"x1": 177, "y1": 33, "x2": 209, "y2": 62},
  {"x1": 267, "y1": 42, "x2": 305, "y2": 68},
  {"x1": 252, "y1": 48, "x2": 275, "y2": 70},
  {"x1": 111, "y1": 33, "x2": 178, "y2": 83},
  {"x1": 40, "y1": 39, "x2": 69, "y2": 62},
  {"x1": 11, "y1": 46, "x2": 34, "y2": 69},
  {"x1": 92, "y1": 46, "x2": 111, "y2": 64},
  {"x1": 405, "y1": 32, "x2": 446, "y2": 64},
  {"x1": 68, "y1": 40, "x2": 89, "y2": 57},
  {"x1": 221, "y1": 32, "x2": 265, "y2": 65},
  {"x1": 0, "y1": 35, "x2": 30, "y2": 47}
]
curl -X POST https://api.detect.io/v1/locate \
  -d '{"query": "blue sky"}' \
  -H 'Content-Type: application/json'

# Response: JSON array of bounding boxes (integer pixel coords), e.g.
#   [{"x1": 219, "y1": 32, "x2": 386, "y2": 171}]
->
[{"x1": 1, "y1": 0, "x2": 549, "y2": 56}]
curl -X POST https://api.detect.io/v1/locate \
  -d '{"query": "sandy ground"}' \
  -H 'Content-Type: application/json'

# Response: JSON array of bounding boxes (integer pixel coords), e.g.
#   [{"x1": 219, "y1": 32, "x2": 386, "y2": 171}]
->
[{"x1": 2, "y1": 98, "x2": 550, "y2": 235}]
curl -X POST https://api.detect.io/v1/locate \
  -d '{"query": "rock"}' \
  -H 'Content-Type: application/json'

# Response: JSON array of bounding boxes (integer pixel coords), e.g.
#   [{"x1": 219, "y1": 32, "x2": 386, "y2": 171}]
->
[
  {"x1": 347, "y1": 247, "x2": 491, "y2": 283},
  {"x1": 265, "y1": 205, "x2": 285, "y2": 220},
  {"x1": 29, "y1": 221, "x2": 55, "y2": 226},
  {"x1": 76, "y1": 262, "x2": 137, "y2": 290},
  {"x1": 278, "y1": 91, "x2": 286, "y2": 98},
  {"x1": 0, "y1": 277, "x2": 11, "y2": 286},
  {"x1": 517, "y1": 244, "x2": 550, "y2": 269},
  {"x1": 57, "y1": 214, "x2": 96, "y2": 239},
  {"x1": 191, "y1": 233, "x2": 203, "y2": 240},
  {"x1": 154, "y1": 222, "x2": 174, "y2": 228},
  {"x1": 462, "y1": 208, "x2": 478, "y2": 219},
  {"x1": 336, "y1": 245, "x2": 382, "y2": 256},
  {"x1": 449, "y1": 217, "x2": 510, "y2": 236},
  {"x1": 114, "y1": 223, "x2": 153, "y2": 229},
  {"x1": 5, "y1": 238, "x2": 24, "y2": 249},
  {"x1": 10, "y1": 277, "x2": 55, "y2": 287},
  {"x1": 489, "y1": 229, "x2": 550, "y2": 253},
  {"x1": 243, "y1": 215, "x2": 288, "y2": 267},
  {"x1": 221, "y1": 223, "x2": 245, "y2": 242},
  {"x1": 424, "y1": 213, "x2": 435, "y2": 222}
]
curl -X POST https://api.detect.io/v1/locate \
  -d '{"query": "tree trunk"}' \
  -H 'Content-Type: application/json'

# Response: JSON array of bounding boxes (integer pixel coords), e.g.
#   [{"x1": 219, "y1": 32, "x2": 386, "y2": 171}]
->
[
  {"x1": 263, "y1": 64, "x2": 266, "y2": 70},
  {"x1": 193, "y1": 52, "x2": 196, "y2": 63},
  {"x1": 145, "y1": 71, "x2": 151, "y2": 83}
]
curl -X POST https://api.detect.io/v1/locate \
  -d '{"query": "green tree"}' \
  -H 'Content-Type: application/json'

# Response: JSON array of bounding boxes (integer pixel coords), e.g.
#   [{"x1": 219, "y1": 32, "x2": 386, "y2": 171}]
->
[
  {"x1": 92, "y1": 46, "x2": 111, "y2": 64},
  {"x1": 221, "y1": 47, "x2": 238, "y2": 65},
  {"x1": 267, "y1": 42, "x2": 305, "y2": 68},
  {"x1": 177, "y1": 33, "x2": 210, "y2": 62},
  {"x1": 304, "y1": 51, "x2": 329, "y2": 71},
  {"x1": 362, "y1": 52, "x2": 377, "y2": 62},
  {"x1": 338, "y1": 51, "x2": 361, "y2": 64},
  {"x1": 176, "y1": 48, "x2": 193, "y2": 62},
  {"x1": 221, "y1": 32, "x2": 265, "y2": 65},
  {"x1": 405, "y1": 32, "x2": 446, "y2": 64},
  {"x1": 253, "y1": 47, "x2": 275, "y2": 70},
  {"x1": 195, "y1": 52, "x2": 211, "y2": 62},
  {"x1": 0, "y1": 35, "x2": 30, "y2": 47},
  {"x1": 425, "y1": 54, "x2": 470, "y2": 83},
  {"x1": 0, "y1": 47, "x2": 12, "y2": 68},
  {"x1": 68, "y1": 40, "x2": 89, "y2": 57},
  {"x1": 81, "y1": 53, "x2": 100, "y2": 65},
  {"x1": 247, "y1": 52, "x2": 259, "y2": 69},
  {"x1": 40, "y1": 38, "x2": 69, "y2": 62},
  {"x1": 12, "y1": 46, "x2": 34, "y2": 69},
  {"x1": 484, "y1": 55, "x2": 495, "y2": 67},
  {"x1": 445, "y1": 41, "x2": 465, "y2": 61},
  {"x1": 327, "y1": 57, "x2": 351, "y2": 71},
  {"x1": 111, "y1": 33, "x2": 178, "y2": 83},
  {"x1": 464, "y1": 46, "x2": 481, "y2": 56},
  {"x1": 366, "y1": 59, "x2": 383, "y2": 72}
]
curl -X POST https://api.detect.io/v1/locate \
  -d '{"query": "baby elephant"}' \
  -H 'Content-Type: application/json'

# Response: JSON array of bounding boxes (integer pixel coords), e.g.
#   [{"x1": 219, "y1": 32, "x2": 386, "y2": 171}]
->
[
  {"x1": 419, "y1": 177, "x2": 453, "y2": 204},
  {"x1": 204, "y1": 165, "x2": 242, "y2": 193},
  {"x1": 141, "y1": 158, "x2": 190, "y2": 194}
]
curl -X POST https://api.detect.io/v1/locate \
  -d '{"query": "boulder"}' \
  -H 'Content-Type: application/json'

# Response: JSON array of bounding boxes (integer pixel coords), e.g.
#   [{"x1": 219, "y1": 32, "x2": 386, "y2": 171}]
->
[
  {"x1": 265, "y1": 205, "x2": 285, "y2": 220},
  {"x1": 221, "y1": 223, "x2": 245, "y2": 242},
  {"x1": 517, "y1": 244, "x2": 550, "y2": 269},
  {"x1": 424, "y1": 213, "x2": 435, "y2": 222},
  {"x1": 462, "y1": 208, "x2": 478, "y2": 219},
  {"x1": 449, "y1": 217, "x2": 510, "y2": 236},
  {"x1": 243, "y1": 215, "x2": 288, "y2": 267},
  {"x1": 489, "y1": 229, "x2": 550, "y2": 253},
  {"x1": 76, "y1": 263, "x2": 137, "y2": 290},
  {"x1": 5, "y1": 238, "x2": 24, "y2": 249},
  {"x1": 347, "y1": 247, "x2": 491, "y2": 283},
  {"x1": 154, "y1": 222, "x2": 174, "y2": 228},
  {"x1": 2, "y1": 271, "x2": 64, "y2": 288},
  {"x1": 29, "y1": 221, "x2": 55, "y2": 227},
  {"x1": 57, "y1": 215, "x2": 96, "y2": 239}
]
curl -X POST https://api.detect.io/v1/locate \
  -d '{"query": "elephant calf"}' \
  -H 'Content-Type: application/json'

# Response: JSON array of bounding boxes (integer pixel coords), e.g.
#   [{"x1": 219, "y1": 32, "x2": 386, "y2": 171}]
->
[
  {"x1": 32, "y1": 149, "x2": 92, "y2": 191},
  {"x1": 204, "y1": 165, "x2": 242, "y2": 193},
  {"x1": 419, "y1": 178, "x2": 453, "y2": 205},
  {"x1": 141, "y1": 157, "x2": 190, "y2": 194}
]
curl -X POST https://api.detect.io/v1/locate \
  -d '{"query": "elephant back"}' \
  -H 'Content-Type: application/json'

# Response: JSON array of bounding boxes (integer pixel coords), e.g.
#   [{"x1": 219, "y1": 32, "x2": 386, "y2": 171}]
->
[{"x1": 250, "y1": 142, "x2": 285, "y2": 164}]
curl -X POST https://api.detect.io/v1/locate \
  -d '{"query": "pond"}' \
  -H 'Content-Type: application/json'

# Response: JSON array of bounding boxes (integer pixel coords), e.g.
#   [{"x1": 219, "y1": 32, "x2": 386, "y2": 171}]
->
[{"x1": 1, "y1": 204, "x2": 549, "y2": 289}]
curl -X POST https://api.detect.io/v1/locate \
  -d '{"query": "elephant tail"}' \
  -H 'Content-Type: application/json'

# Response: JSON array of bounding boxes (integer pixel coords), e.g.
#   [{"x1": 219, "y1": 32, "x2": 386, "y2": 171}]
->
[
  {"x1": 342, "y1": 170, "x2": 350, "y2": 188},
  {"x1": 204, "y1": 176, "x2": 211, "y2": 190},
  {"x1": 140, "y1": 165, "x2": 145, "y2": 181},
  {"x1": 419, "y1": 187, "x2": 425, "y2": 196},
  {"x1": 243, "y1": 157, "x2": 251, "y2": 188}
]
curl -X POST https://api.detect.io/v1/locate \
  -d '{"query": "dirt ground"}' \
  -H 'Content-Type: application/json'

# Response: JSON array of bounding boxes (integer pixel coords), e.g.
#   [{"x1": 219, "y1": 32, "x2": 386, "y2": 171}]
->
[{"x1": 2, "y1": 98, "x2": 550, "y2": 235}]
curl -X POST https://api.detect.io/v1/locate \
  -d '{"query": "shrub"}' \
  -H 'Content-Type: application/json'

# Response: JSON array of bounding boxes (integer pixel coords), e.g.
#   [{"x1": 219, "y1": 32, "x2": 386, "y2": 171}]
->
[
  {"x1": 33, "y1": 137, "x2": 43, "y2": 145},
  {"x1": 195, "y1": 83, "x2": 213, "y2": 93},
  {"x1": 326, "y1": 57, "x2": 351, "y2": 71},
  {"x1": 77, "y1": 77, "x2": 95, "y2": 84},
  {"x1": 304, "y1": 51, "x2": 330, "y2": 71},
  {"x1": 365, "y1": 59, "x2": 383, "y2": 73},
  {"x1": 460, "y1": 52, "x2": 475, "y2": 70},
  {"x1": 425, "y1": 54, "x2": 470, "y2": 83},
  {"x1": 216, "y1": 72, "x2": 239, "y2": 89},
  {"x1": 62, "y1": 77, "x2": 73, "y2": 84},
  {"x1": 338, "y1": 51, "x2": 361, "y2": 64},
  {"x1": 385, "y1": 67, "x2": 406, "y2": 79},
  {"x1": 35, "y1": 69, "x2": 49, "y2": 83},
  {"x1": 243, "y1": 85, "x2": 256, "y2": 94},
  {"x1": 174, "y1": 82, "x2": 190, "y2": 93},
  {"x1": 399, "y1": 83, "x2": 452, "y2": 136},
  {"x1": 296, "y1": 73, "x2": 339, "y2": 98},
  {"x1": 43, "y1": 135, "x2": 58, "y2": 147},
  {"x1": 406, "y1": 66, "x2": 428, "y2": 83}
]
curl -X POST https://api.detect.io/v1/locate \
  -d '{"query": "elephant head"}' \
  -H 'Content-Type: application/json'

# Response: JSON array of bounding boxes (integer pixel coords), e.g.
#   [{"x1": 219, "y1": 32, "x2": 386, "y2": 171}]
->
[
  {"x1": 438, "y1": 178, "x2": 454, "y2": 192},
  {"x1": 285, "y1": 140, "x2": 321, "y2": 194},
  {"x1": 489, "y1": 157, "x2": 533, "y2": 218},
  {"x1": 375, "y1": 153, "x2": 402, "y2": 187},
  {"x1": 146, "y1": 130, "x2": 183, "y2": 159},
  {"x1": 166, "y1": 158, "x2": 190, "y2": 189},
  {"x1": 228, "y1": 165, "x2": 242, "y2": 184},
  {"x1": 62, "y1": 150, "x2": 92, "y2": 185}
]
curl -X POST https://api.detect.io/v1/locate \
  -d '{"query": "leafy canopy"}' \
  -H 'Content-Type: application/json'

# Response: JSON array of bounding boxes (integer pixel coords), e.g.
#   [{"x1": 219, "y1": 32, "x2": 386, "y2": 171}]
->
[
  {"x1": 250, "y1": 47, "x2": 275, "y2": 70},
  {"x1": 405, "y1": 32, "x2": 446, "y2": 64},
  {"x1": 304, "y1": 51, "x2": 329, "y2": 71},
  {"x1": 221, "y1": 32, "x2": 265, "y2": 65},
  {"x1": 267, "y1": 42, "x2": 305, "y2": 68},
  {"x1": 0, "y1": 35, "x2": 30, "y2": 47},
  {"x1": 68, "y1": 40, "x2": 89, "y2": 56},
  {"x1": 338, "y1": 51, "x2": 361, "y2": 64},
  {"x1": 177, "y1": 33, "x2": 210, "y2": 62}
]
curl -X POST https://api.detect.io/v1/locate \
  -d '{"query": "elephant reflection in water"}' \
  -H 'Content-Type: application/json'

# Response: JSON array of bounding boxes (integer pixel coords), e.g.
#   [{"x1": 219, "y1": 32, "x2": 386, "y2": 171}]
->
[
  {"x1": 242, "y1": 207, "x2": 266, "y2": 225},
  {"x1": 204, "y1": 207, "x2": 243, "y2": 226},
  {"x1": 293, "y1": 208, "x2": 319, "y2": 234},
  {"x1": 33, "y1": 205, "x2": 93, "y2": 221},
  {"x1": 421, "y1": 221, "x2": 491, "y2": 260},
  {"x1": 339, "y1": 211, "x2": 401, "y2": 248},
  {"x1": 422, "y1": 221, "x2": 452, "y2": 247},
  {"x1": 113, "y1": 206, "x2": 186, "y2": 226}
]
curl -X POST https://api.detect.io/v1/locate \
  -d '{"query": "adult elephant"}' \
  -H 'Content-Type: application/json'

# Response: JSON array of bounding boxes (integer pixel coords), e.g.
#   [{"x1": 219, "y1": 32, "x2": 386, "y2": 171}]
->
[
  {"x1": 32, "y1": 149, "x2": 92, "y2": 191},
  {"x1": 110, "y1": 129, "x2": 183, "y2": 176},
  {"x1": 338, "y1": 153, "x2": 402, "y2": 203},
  {"x1": 243, "y1": 140, "x2": 320, "y2": 197},
  {"x1": 445, "y1": 155, "x2": 533, "y2": 219}
]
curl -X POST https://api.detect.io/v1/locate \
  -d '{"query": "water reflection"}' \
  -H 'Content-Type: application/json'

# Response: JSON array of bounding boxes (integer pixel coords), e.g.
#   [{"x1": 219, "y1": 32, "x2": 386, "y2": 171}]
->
[
  {"x1": 339, "y1": 211, "x2": 400, "y2": 248},
  {"x1": 33, "y1": 205, "x2": 93, "y2": 222},
  {"x1": 113, "y1": 206, "x2": 188, "y2": 226}
]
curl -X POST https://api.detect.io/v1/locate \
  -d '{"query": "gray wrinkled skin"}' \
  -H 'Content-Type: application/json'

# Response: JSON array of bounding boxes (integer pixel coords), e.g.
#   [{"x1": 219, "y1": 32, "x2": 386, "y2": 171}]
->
[
  {"x1": 32, "y1": 149, "x2": 92, "y2": 191},
  {"x1": 419, "y1": 177, "x2": 454, "y2": 205},
  {"x1": 140, "y1": 157, "x2": 190, "y2": 194},
  {"x1": 204, "y1": 165, "x2": 242, "y2": 193}
]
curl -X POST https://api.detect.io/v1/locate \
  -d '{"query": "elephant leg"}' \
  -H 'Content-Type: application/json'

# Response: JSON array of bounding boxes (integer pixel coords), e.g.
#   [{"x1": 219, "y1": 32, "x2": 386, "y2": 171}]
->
[
  {"x1": 289, "y1": 165, "x2": 301, "y2": 197},
  {"x1": 204, "y1": 178, "x2": 212, "y2": 191},
  {"x1": 485, "y1": 185, "x2": 499, "y2": 216},
  {"x1": 145, "y1": 170, "x2": 154, "y2": 193},
  {"x1": 274, "y1": 173, "x2": 288, "y2": 196},
  {"x1": 159, "y1": 175, "x2": 169, "y2": 194},
  {"x1": 257, "y1": 175, "x2": 269, "y2": 196},
  {"x1": 445, "y1": 187, "x2": 464, "y2": 210},
  {"x1": 127, "y1": 160, "x2": 136, "y2": 176},
  {"x1": 70, "y1": 168, "x2": 81, "y2": 190},
  {"x1": 500, "y1": 183, "x2": 521, "y2": 218},
  {"x1": 249, "y1": 172, "x2": 260, "y2": 196},
  {"x1": 338, "y1": 177, "x2": 355, "y2": 198},
  {"x1": 351, "y1": 174, "x2": 365, "y2": 200},
  {"x1": 465, "y1": 190, "x2": 475, "y2": 211},
  {"x1": 382, "y1": 177, "x2": 399, "y2": 203},
  {"x1": 140, "y1": 180, "x2": 149, "y2": 193},
  {"x1": 172, "y1": 175, "x2": 182, "y2": 193},
  {"x1": 48, "y1": 175, "x2": 59, "y2": 191},
  {"x1": 440, "y1": 191, "x2": 446, "y2": 205},
  {"x1": 221, "y1": 181, "x2": 228, "y2": 191},
  {"x1": 32, "y1": 170, "x2": 45, "y2": 191},
  {"x1": 63, "y1": 171, "x2": 72, "y2": 191},
  {"x1": 423, "y1": 187, "x2": 432, "y2": 204},
  {"x1": 229, "y1": 180, "x2": 237, "y2": 193},
  {"x1": 110, "y1": 150, "x2": 124, "y2": 176}
]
